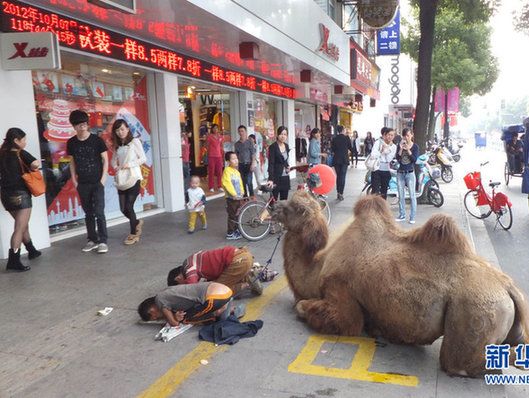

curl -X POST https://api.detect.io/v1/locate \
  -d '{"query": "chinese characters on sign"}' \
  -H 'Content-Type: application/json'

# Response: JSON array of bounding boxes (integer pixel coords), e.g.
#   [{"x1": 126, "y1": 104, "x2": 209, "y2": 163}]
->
[
  {"x1": 0, "y1": 0, "x2": 295, "y2": 99},
  {"x1": 486, "y1": 344, "x2": 529, "y2": 370},
  {"x1": 377, "y1": 9, "x2": 400, "y2": 56}
]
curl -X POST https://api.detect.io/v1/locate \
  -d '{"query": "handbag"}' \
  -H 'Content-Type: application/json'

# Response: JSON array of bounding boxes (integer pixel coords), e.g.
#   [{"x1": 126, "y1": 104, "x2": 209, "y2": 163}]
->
[
  {"x1": 17, "y1": 152, "x2": 45, "y2": 197},
  {"x1": 365, "y1": 140, "x2": 381, "y2": 172},
  {"x1": 114, "y1": 144, "x2": 138, "y2": 191}
]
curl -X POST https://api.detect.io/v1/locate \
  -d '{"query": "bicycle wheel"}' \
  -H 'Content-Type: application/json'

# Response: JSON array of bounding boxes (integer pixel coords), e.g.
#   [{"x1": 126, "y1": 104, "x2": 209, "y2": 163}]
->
[
  {"x1": 441, "y1": 166, "x2": 453, "y2": 183},
  {"x1": 464, "y1": 190, "x2": 491, "y2": 219},
  {"x1": 317, "y1": 197, "x2": 331, "y2": 226},
  {"x1": 428, "y1": 187, "x2": 444, "y2": 208},
  {"x1": 504, "y1": 162, "x2": 510, "y2": 186},
  {"x1": 237, "y1": 201, "x2": 272, "y2": 241},
  {"x1": 496, "y1": 205, "x2": 513, "y2": 230}
]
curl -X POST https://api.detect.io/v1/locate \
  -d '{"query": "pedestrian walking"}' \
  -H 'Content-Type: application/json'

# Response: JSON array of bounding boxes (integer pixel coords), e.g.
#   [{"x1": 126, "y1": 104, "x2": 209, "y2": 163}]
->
[
  {"x1": 222, "y1": 151, "x2": 244, "y2": 240},
  {"x1": 267, "y1": 126, "x2": 291, "y2": 200},
  {"x1": 67, "y1": 110, "x2": 109, "y2": 253},
  {"x1": 370, "y1": 127, "x2": 396, "y2": 199},
  {"x1": 0, "y1": 128, "x2": 41, "y2": 272},
  {"x1": 308, "y1": 128, "x2": 325, "y2": 166},
  {"x1": 364, "y1": 131, "x2": 375, "y2": 157},
  {"x1": 186, "y1": 175, "x2": 207, "y2": 234},
  {"x1": 395, "y1": 128, "x2": 419, "y2": 224},
  {"x1": 350, "y1": 130, "x2": 361, "y2": 168},
  {"x1": 111, "y1": 119, "x2": 147, "y2": 245},
  {"x1": 206, "y1": 123, "x2": 224, "y2": 192},
  {"x1": 331, "y1": 125, "x2": 353, "y2": 201},
  {"x1": 234, "y1": 125, "x2": 256, "y2": 197}
]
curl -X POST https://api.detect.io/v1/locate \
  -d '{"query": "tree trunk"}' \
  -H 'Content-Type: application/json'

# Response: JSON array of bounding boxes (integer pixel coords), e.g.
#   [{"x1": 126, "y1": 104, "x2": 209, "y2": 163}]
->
[
  {"x1": 427, "y1": 86, "x2": 436, "y2": 141},
  {"x1": 413, "y1": 0, "x2": 439, "y2": 151}
]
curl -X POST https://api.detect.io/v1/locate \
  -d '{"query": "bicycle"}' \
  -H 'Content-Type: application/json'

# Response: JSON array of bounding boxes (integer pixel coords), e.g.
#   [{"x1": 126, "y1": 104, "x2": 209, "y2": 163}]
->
[
  {"x1": 237, "y1": 165, "x2": 331, "y2": 241},
  {"x1": 463, "y1": 162, "x2": 513, "y2": 231}
]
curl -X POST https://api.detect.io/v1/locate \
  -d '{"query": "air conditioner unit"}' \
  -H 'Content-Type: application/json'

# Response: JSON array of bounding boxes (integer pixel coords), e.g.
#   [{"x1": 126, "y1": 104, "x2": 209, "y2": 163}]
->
[{"x1": 87, "y1": 0, "x2": 136, "y2": 14}]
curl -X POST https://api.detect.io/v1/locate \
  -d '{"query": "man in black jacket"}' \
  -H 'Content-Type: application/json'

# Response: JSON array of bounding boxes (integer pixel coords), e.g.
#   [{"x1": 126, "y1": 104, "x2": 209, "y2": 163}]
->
[{"x1": 331, "y1": 125, "x2": 353, "y2": 201}]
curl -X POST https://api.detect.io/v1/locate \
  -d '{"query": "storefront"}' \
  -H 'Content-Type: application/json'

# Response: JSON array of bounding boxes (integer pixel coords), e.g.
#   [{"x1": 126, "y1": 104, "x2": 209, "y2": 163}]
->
[
  {"x1": 0, "y1": 0, "x2": 351, "y2": 257},
  {"x1": 33, "y1": 52, "x2": 158, "y2": 233}
]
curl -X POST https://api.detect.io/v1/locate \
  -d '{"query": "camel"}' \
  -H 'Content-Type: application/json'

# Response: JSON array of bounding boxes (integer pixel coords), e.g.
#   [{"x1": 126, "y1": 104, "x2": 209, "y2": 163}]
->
[{"x1": 274, "y1": 191, "x2": 529, "y2": 377}]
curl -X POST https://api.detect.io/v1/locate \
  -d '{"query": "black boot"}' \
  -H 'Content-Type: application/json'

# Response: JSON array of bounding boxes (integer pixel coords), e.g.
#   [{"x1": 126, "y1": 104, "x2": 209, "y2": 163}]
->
[
  {"x1": 24, "y1": 240, "x2": 42, "y2": 260},
  {"x1": 6, "y1": 248, "x2": 30, "y2": 272}
]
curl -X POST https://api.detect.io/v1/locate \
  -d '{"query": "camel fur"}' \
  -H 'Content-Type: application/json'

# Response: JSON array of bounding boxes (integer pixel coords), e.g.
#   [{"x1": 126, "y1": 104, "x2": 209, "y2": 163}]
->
[{"x1": 274, "y1": 191, "x2": 529, "y2": 377}]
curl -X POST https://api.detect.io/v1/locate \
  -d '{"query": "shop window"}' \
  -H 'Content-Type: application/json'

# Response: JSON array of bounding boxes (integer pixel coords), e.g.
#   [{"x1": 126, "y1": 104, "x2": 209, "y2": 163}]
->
[
  {"x1": 33, "y1": 54, "x2": 156, "y2": 234},
  {"x1": 252, "y1": 96, "x2": 278, "y2": 181}
]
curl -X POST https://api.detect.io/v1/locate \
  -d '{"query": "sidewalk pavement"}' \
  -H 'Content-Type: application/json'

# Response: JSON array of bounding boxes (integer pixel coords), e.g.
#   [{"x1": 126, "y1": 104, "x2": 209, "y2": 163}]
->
[{"x1": 0, "y1": 159, "x2": 524, "y2": 398}]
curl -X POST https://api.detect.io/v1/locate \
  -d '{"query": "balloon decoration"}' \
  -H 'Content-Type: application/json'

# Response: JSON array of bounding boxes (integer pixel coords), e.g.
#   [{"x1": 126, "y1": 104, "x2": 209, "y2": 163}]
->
[{"x1": 308, "y1": 164, "x2": 336, "y2": 195}]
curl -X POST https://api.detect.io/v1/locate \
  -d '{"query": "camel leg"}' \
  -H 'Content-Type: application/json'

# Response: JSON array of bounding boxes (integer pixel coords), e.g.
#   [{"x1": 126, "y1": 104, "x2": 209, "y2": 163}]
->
[
  {"x1": 440, "y1": 297, "x2": 514, "y2": 377},
  {"x1": 296, "y1": 296, "x2": 364, "y2": 336}
]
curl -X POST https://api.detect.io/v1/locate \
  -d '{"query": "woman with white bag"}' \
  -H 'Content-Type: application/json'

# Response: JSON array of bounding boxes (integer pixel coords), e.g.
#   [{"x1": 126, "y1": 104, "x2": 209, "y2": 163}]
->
[{"x1": 111, "y1": 119, "x2": 147, "y2": 245}]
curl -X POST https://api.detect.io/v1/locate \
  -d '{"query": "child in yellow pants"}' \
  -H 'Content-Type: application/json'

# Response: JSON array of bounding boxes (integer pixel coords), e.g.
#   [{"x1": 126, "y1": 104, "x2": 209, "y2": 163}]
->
[{"x1": 186, "y1": 176, "x2": 207, "y2": 233}]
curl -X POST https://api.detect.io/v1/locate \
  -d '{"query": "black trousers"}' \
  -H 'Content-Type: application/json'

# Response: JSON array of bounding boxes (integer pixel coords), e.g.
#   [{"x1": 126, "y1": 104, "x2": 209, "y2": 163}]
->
[
  {"x1": 118, "y1": 180, "x2": 141, "y2": 234},
  {"x1": 334, "y1": 163, "x2": 348, "y2": 195},
  {"x1": 238, "y1": 163, "x2": 253, "y2": 197},
  {"x1": 77, "y1": 182, "x2": 108, "y2": 243},
  {"x1": 371, "y1": 170, "x2": 392, "y2": 199},
  {"x1": 272, "y1": 176, "x2": 290, "y2": 201}
]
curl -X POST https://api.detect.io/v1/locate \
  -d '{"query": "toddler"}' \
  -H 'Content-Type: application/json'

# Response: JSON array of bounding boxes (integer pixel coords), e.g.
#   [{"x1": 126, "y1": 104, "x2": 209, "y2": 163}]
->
[{"x1": 186, "y1": 175, "x2": 207, "y2": 234}]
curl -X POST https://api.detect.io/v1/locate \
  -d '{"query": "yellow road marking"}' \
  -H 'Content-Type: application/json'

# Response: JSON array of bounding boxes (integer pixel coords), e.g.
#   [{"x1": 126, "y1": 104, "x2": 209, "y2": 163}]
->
[
  {"x1": 138, "y1": 275, "x2": 288, "y2": 398},
  {"x1": 288, "y1": 334, "x2": 419, "y2": 387}
]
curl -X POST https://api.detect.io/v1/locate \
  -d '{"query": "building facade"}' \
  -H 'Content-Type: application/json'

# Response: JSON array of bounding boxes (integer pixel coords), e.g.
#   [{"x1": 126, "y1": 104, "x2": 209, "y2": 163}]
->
[{"x1": 0, "y1": 0, "x2": 352, "y2": 258}]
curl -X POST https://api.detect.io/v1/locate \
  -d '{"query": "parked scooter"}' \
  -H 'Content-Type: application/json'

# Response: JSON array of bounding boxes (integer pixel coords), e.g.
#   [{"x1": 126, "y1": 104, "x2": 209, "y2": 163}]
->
[
  {"x1": 442, "y1": 138, "x2": 463, "y2": 162},
  {"x1": 427, "y1": 143, "x2": 454, "y2": 183},
  {"x1": 362, "y1": 154, "x2": 444, "y2": 207}
]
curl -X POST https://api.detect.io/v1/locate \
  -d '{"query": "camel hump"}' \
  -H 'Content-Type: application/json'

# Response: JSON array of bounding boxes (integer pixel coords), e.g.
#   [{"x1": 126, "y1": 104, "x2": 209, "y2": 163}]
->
[
  {"x1": 407, "y1": 214, "x2": 473, "y2": 254},
  {"x1": 353, "y1": 195, "x2": 393, "y2": 219}
]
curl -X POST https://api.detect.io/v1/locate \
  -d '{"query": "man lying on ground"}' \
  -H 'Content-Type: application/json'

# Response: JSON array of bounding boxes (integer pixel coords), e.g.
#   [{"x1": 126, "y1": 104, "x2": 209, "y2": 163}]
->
[
  {"x1": 167, "y1": 246, "x2": 262, "y2": 296},
  {"x1": 138, "y1": 282, "x2": 234, "y2": 326}
]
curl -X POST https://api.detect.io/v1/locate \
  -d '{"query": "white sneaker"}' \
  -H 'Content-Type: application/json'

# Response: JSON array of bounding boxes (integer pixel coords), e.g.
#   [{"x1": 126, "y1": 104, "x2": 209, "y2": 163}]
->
[
  {"x1": 82, "y1": 241, "x2": 99, "y2": 252},
  {"x1": 409, "y1": 220, "x2": 416, "y2": 224},
  {"x1": 209, "y1": 188, "x2": 215, "y2": 193},
  {"x1": 395, "y1": 217, "x2": 405, "y2": 222},
  {"x1": 218, "y1": 188, "x2": 224, "y2": 192},
  {"x1": 97, "y1": 243, "x2": 109, "y2": 253}
]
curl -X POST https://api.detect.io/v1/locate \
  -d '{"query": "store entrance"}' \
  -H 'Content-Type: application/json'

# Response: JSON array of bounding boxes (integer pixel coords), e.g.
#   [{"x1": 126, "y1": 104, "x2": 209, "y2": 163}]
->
[{"x1": 179, "y1": 79, "x2": 233, "y2": 196}]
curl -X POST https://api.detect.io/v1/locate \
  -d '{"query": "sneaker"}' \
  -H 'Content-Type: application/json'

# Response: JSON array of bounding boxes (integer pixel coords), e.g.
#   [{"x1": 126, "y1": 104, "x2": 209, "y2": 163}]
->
[
  {"x1": 97, "y1": 243, "x2": 109, "y2": 253},
  {"x1": 201, "y1": 223, "x2": 207, "y2": 230},
  {"x1": 226, "y1": 232, "x2": 237, "y2": 240},
  {"x1": 409, "y1": 220, "x2": 416, "y2": 224},
  {"x1": 82, "y1": 241, "x2": 99, "y2": 252},
  {"x1": 209, "y1": 188, "x2": 215, "y2": 193},
  {"x1": 188, "y1": 229, "x2": 195, "y2": 234},
  {"x1": 233, "y1": 231, "x2": 242, "y2": 240},
  {"x1": 395, "y1": 217, "x2": 405, "y2": 222},
  {"x1": 218, "y1": 188, "x2": 224, "y2": 192},
  {"x1": 124, "y1": 234, "x2": 139, "y2": 245}
]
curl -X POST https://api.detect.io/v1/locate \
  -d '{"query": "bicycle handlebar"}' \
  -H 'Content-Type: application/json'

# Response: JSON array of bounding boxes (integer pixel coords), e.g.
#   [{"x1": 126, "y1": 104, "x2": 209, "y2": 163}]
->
[{"x1": 480, "y1": 161, "x2": 489, "y2": 167}]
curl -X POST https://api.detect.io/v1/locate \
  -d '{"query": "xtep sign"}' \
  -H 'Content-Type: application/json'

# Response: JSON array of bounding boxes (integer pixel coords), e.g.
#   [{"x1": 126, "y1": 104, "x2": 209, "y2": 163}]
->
[
  {"x1": 0, "y1": 31, "x2": 60, "y2": 69},
  {"x1": 0, "y1": 0, "x2": 295, "y2": 99},
  {"x1": 317, "y1": 23, "x2": 340, "y2": 62}
]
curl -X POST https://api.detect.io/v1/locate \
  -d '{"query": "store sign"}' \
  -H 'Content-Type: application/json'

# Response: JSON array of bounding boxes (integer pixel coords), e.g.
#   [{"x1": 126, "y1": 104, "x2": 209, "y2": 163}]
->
[
  {"x1": 0, "y1": 0, "x2": 295, "y2": 99},
  {"x1": 317, "y1": 24, "x2": 340, "y2": 62},
  {"x1": 358, "y1": 0, "x2": 398, "y2": 29},
  {"x1": 0, "y1": 31, "x2": 60, "y2": 70},
  {"x1": 389, "y1": 55, "x2": 400, "y2": 104},
  {"x1": 377, "y1": 9, "x2": 401, "y2": 56},
  {"x1": 350, "y1": 48, "x2": 372, "y2": 85}
]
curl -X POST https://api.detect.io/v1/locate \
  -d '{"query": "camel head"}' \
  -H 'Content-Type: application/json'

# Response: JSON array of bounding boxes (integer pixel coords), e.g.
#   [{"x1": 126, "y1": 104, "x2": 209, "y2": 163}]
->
[{"x1": 274, "y1": 191, "x2": 329, "y2": 255}]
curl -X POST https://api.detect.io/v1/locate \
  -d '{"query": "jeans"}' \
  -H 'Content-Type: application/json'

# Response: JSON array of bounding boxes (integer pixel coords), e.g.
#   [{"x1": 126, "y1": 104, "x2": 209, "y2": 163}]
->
[
  {"x1": 334, "y1": 163, "x2": 348, "y2": 195},
  {"x1": 371, "y1": 170, "x2": 391, "y2": 199},
  {"x1": 77, "y1": 182, "x2": 107, "y2": 243},
  {"x1": 238, "y1": 163, "x2": 253, "y2": 197},
  {"x1": 118, "y1": 180, "x2": 141, "y2": 234},
  {"x1": 397, "y1": 171, "x2": 417, "y2": 221}
]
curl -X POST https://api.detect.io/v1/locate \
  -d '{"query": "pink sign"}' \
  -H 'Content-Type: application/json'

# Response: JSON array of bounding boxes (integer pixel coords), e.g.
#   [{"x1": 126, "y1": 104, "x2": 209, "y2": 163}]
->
[{"x1": 435, "y1": 88, "x2": 460, "y2": 113}]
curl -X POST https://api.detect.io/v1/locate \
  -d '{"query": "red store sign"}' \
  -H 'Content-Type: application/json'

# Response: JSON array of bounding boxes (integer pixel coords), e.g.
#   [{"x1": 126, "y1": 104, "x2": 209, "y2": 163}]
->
[
  {"x1": 317, "y1": 23, "x2": 340, "y2": 62},
  {"x1": 0, "y1": 0, "x2": 295, "y2": 99},
  {"x1": 350, "y1": 40, "x2": 374, "y2": 95}
]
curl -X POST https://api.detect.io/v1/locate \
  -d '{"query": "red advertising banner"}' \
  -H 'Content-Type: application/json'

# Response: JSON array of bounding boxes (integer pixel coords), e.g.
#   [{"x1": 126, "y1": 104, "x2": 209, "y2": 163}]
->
[{"x1": 434, "y1": 87, "x2": 460, "y2": 113}]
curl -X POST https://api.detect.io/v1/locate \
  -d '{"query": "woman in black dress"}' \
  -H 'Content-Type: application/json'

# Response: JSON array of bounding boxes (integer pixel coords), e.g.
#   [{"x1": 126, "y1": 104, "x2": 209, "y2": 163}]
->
[
  {"x1": 267, "y1": 126, "x2": 290, "y2": 200},
  {"x1": 0, "y1": 128, "x2": 42, "y2": 271}
]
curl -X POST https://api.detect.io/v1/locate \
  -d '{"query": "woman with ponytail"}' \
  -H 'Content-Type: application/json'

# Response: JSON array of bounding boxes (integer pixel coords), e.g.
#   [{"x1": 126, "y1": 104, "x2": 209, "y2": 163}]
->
[{"x1": 0, "y1": 128, "x2": 41, "y2": 272}]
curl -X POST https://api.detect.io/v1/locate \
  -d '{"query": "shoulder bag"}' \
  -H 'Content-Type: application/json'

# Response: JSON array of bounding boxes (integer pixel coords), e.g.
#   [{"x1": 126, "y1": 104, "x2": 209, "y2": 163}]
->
[
  {"x1": 114, "y1": 144, "x2": 138, "y2": 191},
  {"x1": 365, "y1": 140, "x2": 381, "y2": 172},
  {"x1": 17, "y1": 152, "x2": 45, "y2": 197}
]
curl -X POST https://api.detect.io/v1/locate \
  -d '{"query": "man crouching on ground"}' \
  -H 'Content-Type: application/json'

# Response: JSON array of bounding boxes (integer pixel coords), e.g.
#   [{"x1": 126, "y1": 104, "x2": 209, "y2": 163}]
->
[
  {"x1": 167, "y1": 246, "x2": 262, "y2": 296},
  {"x1": 138, "y1": 282, "x2": 233, "y2": 326}
]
